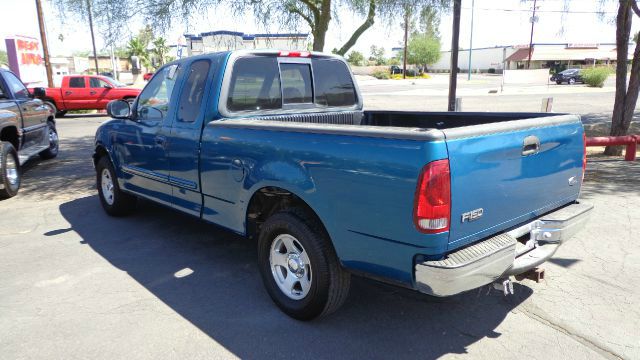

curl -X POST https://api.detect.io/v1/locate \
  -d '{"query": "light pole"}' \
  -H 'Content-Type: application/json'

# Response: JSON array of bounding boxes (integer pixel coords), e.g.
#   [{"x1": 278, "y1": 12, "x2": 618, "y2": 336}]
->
[
  {"x1": 467, "y1": 0, "x2": 475, "y2": 81},
  {"x1": 448, "y1": 0, "x2": 462, "y2": 111},
  {"x1": 35, "y1": 0, "x2": 53, "y2": 87},
  {"x1": 526, "y1": 0, "x2": 538, "y2": 69},
  {"x1": 87, "y1": 0, "x2": 99, "y2": 74}
]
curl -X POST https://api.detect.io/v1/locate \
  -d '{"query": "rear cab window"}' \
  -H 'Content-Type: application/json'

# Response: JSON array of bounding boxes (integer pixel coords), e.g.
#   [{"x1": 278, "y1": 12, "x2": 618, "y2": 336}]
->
[
  {"x1": 224, "y1": 54, "x2": 358, "y2": 115},
  {"x1": 68, "y1": 77, "x2": 86, "y2": 88}
]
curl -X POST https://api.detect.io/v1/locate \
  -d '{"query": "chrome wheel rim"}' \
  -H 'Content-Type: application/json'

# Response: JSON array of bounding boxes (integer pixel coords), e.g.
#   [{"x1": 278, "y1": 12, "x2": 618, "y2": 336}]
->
[
  {"x1": 101, "y1": 168, "x2": 115, "y2": 205},
  {"x1": 49, "y1": 127, "x2": 59, "y2": 150},
  {"x1": 5, "y1": 155, "x2": 18, "y2": 186},
  {"x1": 269, "y1": 234, "x2": 312, "y2": 300}
]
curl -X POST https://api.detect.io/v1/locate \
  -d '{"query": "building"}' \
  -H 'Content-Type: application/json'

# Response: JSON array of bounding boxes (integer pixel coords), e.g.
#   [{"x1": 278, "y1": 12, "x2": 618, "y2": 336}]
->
[
  {"x1": 430, "y1": 43, "x2": 634, "y2": 73},
  {"x1": 185, "y1": 30, "x2": 309, "y2": 56}
]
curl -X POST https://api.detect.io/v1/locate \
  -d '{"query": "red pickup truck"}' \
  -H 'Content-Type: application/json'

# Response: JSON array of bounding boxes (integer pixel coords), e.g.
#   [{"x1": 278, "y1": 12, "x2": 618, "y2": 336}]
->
[{"x1": 33, "y1": 75, "x2": 141, "y2": 117}]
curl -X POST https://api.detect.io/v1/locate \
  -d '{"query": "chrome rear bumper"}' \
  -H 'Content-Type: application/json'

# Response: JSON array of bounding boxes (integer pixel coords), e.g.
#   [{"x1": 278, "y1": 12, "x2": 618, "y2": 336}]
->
[{"x1": 415, "y1": 202, "x2": 593, "y2": 297}]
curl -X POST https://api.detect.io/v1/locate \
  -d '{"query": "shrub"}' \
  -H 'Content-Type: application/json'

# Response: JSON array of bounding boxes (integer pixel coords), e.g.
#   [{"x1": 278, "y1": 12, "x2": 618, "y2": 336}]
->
[
  {"x1": 372, "y1": 69, "x2": 390, "y2": 79},
  {"x1": 581, "y1": 67, "x2": 610, "y2": 88}
]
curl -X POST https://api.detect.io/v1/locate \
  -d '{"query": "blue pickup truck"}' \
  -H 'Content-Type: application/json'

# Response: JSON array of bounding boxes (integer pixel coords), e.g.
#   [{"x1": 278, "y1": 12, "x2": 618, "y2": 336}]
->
[{"x1": 94, "y1": 50, "x2": 593, "y2": 320}]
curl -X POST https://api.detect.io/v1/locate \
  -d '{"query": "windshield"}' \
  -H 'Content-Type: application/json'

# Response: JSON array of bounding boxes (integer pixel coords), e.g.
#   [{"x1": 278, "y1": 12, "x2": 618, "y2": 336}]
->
[
  {"x1": 560, "y1": 69, "x2": 578, "y2": 75},
  {"x1": 103, "y1": 77, "x2": 127, "y2": 87}
]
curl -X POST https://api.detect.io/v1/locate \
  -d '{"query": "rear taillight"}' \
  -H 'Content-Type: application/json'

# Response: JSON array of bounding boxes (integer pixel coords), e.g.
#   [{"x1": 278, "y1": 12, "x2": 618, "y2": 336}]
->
[
  {"x1": 414, "y1": 159, "x2": 451, "y2": 234},
  {"x1": 582, "y1": 133, "x2": 587, "y2": 181},
  {"x1": 278, "y1": 51, "x2": 310, "y2": 58}
]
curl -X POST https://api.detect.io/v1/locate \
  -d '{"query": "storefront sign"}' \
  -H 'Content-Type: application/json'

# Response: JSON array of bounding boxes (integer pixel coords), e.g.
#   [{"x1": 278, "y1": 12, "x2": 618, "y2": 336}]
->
[{"x1": 4, "y1": 35, "x2": 46, "y2": 85}]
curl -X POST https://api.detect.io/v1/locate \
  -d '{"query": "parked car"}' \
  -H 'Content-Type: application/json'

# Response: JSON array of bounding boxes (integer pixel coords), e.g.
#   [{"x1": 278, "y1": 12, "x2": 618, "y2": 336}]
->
[
  {"x1": 390, "y1": 65, "x2": 403, "y2": 75},
  {"x1": 0, "y1": 68, "x2": 59, "y2": 198},
  {"x1": 551, "y1": 68, "x2": 583, "y2": 85},
  {"x1": 389, "y1": 65, "x2": 417, "y2": 76},
  {"x1": 94, "y1": 50, "x2": 592, "y2": 320},
  {"x1": 31, "y1": 75, "x2": 141, "y2": 117},
  {"x1": 143, "y1": 72, "x2": 154, "y2": 81}
]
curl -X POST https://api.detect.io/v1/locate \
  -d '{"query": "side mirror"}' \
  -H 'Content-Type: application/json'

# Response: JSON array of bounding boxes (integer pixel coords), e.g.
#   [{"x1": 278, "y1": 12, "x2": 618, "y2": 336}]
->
[
  {"x1": 106, "y1": 99, "x2": 131, "y2": 119},
  {"x1": 103, "y1": 84, "x2": 113, "y2": 89},
  {"x1": 32, "y1": 87, "x2": 46, "y2": 98}
]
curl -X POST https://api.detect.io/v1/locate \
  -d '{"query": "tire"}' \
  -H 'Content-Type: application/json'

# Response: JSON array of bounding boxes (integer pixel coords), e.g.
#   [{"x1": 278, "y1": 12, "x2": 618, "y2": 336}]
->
[
  {"x1": 257, "y1": 209, "x2": 350, "y2": 320},
  {"x1": 0, "y1": 142, "x2": 20, "y2": 199},
  {"x1": 568, "y1": 78, "x2": 576, "y2": 85},
  {"x1": 556, "y1": 80, "x2": 562, "y2": 85},
  {"x1": 42, "y1": 101, "x2": 57, "y2": 115},
  {"x1": 39, "y1": 121, "x2": 59, "y2": 160},
  {"x1": 96, "y1": 156, "x2": 137, "y2": 216},
  {"x1": 56, "y1": 111, "x2": 67, "y2": 118}
]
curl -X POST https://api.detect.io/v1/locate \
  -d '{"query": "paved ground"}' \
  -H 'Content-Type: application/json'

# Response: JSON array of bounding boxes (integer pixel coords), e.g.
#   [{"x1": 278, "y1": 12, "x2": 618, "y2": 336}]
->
[{"x1": 0, "y1": 108, "x2": 639, "y2": 359}]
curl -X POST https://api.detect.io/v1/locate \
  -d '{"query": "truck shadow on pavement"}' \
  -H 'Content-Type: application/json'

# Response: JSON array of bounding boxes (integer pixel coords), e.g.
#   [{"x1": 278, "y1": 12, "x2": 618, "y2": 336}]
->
[{"x1": 57, "y1": 195, "x2": 534, "y2": 359}]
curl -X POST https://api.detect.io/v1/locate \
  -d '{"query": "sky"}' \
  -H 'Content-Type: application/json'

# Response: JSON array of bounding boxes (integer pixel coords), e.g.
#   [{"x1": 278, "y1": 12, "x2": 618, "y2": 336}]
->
[{"x1": 0, "y1": 0, "x2": 638, "y2": 58}]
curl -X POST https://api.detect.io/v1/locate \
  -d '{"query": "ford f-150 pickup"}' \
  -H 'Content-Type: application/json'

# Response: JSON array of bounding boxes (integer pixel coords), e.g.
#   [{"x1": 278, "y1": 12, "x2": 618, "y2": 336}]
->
[
  {"x1": 93, "y1": 50, "x2": 593, "y2": 320},
  {"x1": 33, "y1": 75, "x2": 141, "y2": 117},
  {"x1": 0, "y1": 68, "x2": 59, "y2": 198}
]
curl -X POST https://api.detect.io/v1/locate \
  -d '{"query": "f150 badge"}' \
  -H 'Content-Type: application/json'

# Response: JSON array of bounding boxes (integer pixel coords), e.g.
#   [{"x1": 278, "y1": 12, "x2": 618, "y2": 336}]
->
[{"x1": 462, "y1": 208, "x2": 484, "y2": 223}]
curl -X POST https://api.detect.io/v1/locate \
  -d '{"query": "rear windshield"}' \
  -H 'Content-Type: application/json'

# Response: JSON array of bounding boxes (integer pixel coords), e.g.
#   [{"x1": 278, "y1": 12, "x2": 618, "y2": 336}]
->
[
  {"x1": 312, "y1": 58, "x2": 357, "y2": 107},
  {"x1": 226, "y1": 56, "x2": 356, "y2": 113},
  {"x1": 227, "y1": 57, "x2": 281, "y2": 112}
]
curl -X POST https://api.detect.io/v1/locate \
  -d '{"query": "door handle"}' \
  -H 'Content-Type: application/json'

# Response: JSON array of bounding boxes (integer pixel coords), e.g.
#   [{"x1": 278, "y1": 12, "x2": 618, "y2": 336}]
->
[
  {"x1": 155, "y1": 136, "x2": 166, "y2": 146},
  {"x1": 90, "y1": 91, "x2": 96, "y2": 95},
  {"x1": 65, "y1": 91, "x2": 72, "y2": 95},
  {"x1": 522, "y1": 135, "x2": 540, "y2": 156}
]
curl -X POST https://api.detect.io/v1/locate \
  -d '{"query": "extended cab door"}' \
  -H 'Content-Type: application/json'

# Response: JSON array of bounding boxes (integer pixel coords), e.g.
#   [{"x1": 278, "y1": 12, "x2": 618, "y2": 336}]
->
[
  {"x1": 62, "y1": 76, "x2": 91, "y2": 110},
  {"x1": 166, "y1": 59, "x2": 214, "y2": 217},
  {"x1": 1, "y1": 71, "x2": 48, "y2": 150},
  {"x1": 115, "y1": 64, "x2": 180, "y2": 206},
  {"x1": 88, "y1": 77, "x2": 113, "y2": 108}
]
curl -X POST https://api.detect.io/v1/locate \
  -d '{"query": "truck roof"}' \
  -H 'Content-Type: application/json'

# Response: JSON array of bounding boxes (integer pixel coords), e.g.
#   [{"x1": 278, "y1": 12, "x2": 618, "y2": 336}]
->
[{"x1": 168, "y1": 49, "x2": 345, "y2": 66}]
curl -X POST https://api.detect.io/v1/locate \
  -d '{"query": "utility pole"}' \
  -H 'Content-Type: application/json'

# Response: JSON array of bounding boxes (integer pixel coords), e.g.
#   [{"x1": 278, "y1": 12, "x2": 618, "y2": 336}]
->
[
  {"x1": 87, "y1": 0, "x2": 99, "y2": 74},
  {"x1": 467, "y1": 0, "x2": 475, "y2": 80},
  {"x1": 402, "y1": 4, "x2": 409, "y2": 80},
  {"x1": 35, "y1": 0, "x2": 53, "y2": 87},
  {"x1": 526, "y1": 0, "x2": 538, "y2": 69},
  {"x1": 448, "y1": 0, "x2": 461, "y2": 111}
]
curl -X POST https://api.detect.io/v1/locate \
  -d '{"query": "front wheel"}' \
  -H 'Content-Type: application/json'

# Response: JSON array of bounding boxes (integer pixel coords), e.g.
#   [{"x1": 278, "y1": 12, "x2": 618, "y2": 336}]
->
[
  {"x1": 258, "y1": 210, "x2": 350, "y2": 320},
  {"x1": 556, "y1": 80, "x2": 562, "y2": 85},
  {"x1": 0, "y1": 142, "x2": 20, "y2": 199},
  {"x1": 568, "y1": 78, "x2": 576, "y2": 85},
  {"x1": 39, "y1": 121, "x2": 59, "y2": 159},
  {"x1": 96, "y1": 156, "x2": 137, "y2": 216}
]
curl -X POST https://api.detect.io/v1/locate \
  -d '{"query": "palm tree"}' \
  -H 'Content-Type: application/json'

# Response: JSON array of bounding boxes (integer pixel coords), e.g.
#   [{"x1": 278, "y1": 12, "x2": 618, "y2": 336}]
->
[
  {"x1": 152, "y1": 37, "x2": 169, "y2": 66},
  {"x1": 126, "y1": 37, "x2": 149, "y2": 70}
]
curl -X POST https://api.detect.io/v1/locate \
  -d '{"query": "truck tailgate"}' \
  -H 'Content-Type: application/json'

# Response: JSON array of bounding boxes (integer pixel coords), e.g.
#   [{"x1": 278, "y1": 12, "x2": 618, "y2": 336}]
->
[{"x1": 443, "y1": 115, "x2": 584, "y2": 249}]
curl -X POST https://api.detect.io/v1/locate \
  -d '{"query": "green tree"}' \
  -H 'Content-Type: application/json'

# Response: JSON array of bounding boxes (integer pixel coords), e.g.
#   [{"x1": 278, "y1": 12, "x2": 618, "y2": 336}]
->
[
  {"x1": 347, "y1": 51, "x2": 365, "y2": 66},
  {"x1": 152, "y1": 37, "x2": 169, "y2": 66},
  {"x1": 407, "y1": 34, "x2": 441, "y2": 68},
  {"x1": 0, "y1": 50, "x2": 8, "y2": 66},
  {"x1": 369, "y1": 45, "x2": 386, "y2": 65},
  {"x1": 127, "y1": 37, "x2": 150, "y2": 69}
]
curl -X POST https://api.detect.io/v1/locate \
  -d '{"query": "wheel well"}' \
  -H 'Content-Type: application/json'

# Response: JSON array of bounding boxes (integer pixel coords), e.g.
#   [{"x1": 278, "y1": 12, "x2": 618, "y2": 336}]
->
[
  {"x1": 246, "y1": 187, "x2": 328, "y2": 240},
  {"x1": 0, "y1": 126, "x2": 19, "y2": 149},
  {"x1": 42, "y1": 97, "x2": 57, "y2": 107},
  {"x1": 93, "y1": 145, "x2": 109, "y2": 167}
]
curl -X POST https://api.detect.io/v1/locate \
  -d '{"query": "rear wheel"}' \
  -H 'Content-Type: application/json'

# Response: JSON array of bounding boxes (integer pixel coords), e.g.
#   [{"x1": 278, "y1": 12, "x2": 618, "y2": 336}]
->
[
  {"x1": 0, "y1": 142, "x2": 20, "y2": 199},
  {"x1": 39, "y1": 121, "x2": 59, "y2": 159},
  {"x1": 258, "y1": 210, "x2": 350, "y2": 320},
  {"x1": 568, "y1": 78, "x2": 576, "y2": 85},
  {"x1": 96, "y1": 156, "x2": 137, "y2": 216}
]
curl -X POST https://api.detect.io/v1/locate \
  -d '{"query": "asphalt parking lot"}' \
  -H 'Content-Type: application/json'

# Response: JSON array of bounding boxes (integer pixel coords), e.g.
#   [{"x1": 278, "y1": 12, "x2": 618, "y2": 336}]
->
[{"x1": 1, "y1": 111, "x2": 638, "y2": 359}]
